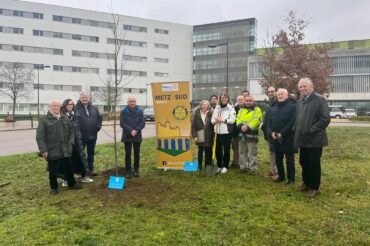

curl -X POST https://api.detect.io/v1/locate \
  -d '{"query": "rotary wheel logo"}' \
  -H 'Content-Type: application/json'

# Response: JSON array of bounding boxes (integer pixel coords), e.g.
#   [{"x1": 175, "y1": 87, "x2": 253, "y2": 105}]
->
[{"x1": 173, "y1": 106, "x2": 188, "y2": 120}]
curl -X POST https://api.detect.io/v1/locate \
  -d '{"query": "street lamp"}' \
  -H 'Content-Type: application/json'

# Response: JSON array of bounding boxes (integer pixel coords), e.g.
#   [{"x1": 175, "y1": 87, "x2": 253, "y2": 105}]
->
[
  {"x1": 145, "y1": 83, "x2": 151, "y2": 108},
  {"x1": 208, "y1": 40, "x2": 229, "y2": 94},
  {"x1": 36, "y1": 64, "x2": 50, "y2": 120}
]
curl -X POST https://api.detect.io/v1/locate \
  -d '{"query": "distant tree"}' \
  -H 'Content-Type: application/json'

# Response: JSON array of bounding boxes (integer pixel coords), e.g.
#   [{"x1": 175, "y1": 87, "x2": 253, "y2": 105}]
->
[
  {"x1": 0, "y1": 64, "x2": 34, "y2": 127},
  {"x1": 259, "y1": 11, "x2": 334, "y2": 98}
]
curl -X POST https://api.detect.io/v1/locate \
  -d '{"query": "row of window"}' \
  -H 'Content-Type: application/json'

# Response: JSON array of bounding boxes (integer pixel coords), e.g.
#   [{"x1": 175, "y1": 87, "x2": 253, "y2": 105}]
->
[
  {"x1": 0, "y1": 26, "x2": 23, "y2": 34},
  {"x1": 0, "y1": 61, "x2": 169, "y2": 77},
  {"x1": 106, "y1": 38, "x2": 169, "y2": 49},
  {"x1": 33, "y1": 29, "x2": 99, "y2": 42},
  {"x1": 33, "y1": 84, "x2": 82, "y2": 92},
  {"x1": 72, "y1": 50, "x2": 168, "y2": 63},
  {"x1": 331, "y1": 75, "x2": 370, "y2": 93},
  {"x1": 52, "y1": 15, "x2": 169, "y2": 34},
  {"x1": 0, "y1": 43, "x2": 63, "y2": 55},
  {"x1": 0, "y1": 8, "x2": 43, "y2": 19},
  {"x1": 90, "y1": 86, "x2": 147, "y2": 94},
  {"x1": 333, "y1": 56, "x2": 370, "y2": 75}
]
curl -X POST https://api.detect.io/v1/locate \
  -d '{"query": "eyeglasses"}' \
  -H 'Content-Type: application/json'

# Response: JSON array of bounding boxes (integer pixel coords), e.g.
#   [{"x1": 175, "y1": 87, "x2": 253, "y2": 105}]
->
[
  {"x1": 267, "y1": 91, "x2": 275, "y2": 93},
  {"x1": 67, "y1": 104, "x2": 74, "y2": 106}
]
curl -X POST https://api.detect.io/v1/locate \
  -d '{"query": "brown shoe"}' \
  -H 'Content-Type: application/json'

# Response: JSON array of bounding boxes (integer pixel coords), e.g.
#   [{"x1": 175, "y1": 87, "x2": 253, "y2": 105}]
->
[
  {"x1": 295, "y1": 183, "x2": 309, "y2": 192},
  {"x1": 263, "y1": 171, "x2": 276, "y2": 177},
  {"x1": 306, "y1": 189, "x2": 320, "y2": 198}
]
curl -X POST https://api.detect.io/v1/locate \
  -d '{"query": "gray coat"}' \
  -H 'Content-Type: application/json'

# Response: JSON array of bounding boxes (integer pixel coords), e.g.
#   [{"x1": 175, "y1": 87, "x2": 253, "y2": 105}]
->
[{"x1": 294, "y1": 92, "x2": 330, "y2": 148}]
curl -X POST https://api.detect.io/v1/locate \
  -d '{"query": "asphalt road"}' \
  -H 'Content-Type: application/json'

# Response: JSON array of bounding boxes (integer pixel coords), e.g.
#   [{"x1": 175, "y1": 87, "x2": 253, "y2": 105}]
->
[
  {"x1": 0, "y1": 122, "x2": 156, "y2": 156},
  {"x1": 0, "y1": 121, "x2": 369, "y2": 156}
]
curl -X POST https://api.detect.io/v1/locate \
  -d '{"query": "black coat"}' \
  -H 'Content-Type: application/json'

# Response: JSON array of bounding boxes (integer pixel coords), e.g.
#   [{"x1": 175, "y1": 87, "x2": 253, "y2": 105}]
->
[
  {"x1": 191, "y1": 108, "x2": 214, "y2": 147},
  {"x1": 120, "y1": 105, "x2": 145, "y2": 142},
  {"x1": 261, "y1": 97, "x2": 278, "y2": 140},
  {"x1": 75, "y1": 101, "x2": 102, "y2": 142},
  {"x1": 232, "y1": 104, "x2": 243, "y2": 138},
  {"x1": 294, "y1": 93, "x2": 331, "y2": 148},
  {"x1": 267, "y1": 99, "x2": 297, "y2": 153}
]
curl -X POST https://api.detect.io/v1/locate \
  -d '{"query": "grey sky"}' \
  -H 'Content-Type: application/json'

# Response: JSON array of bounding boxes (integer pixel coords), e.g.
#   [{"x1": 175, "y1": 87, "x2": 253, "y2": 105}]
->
[{"x1": 27, "y1": 0, "x2": 370, "y2": 47}]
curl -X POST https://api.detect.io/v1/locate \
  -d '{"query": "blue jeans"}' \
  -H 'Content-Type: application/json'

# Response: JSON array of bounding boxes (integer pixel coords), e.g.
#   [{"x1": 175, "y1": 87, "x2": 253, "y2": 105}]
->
[{"x1": 83, "y1": 139, "x2": 97, "y2": 172}]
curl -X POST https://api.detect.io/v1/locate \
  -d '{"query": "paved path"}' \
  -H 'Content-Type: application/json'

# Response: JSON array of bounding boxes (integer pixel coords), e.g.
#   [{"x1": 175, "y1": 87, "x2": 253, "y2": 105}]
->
[{"x1": 0, "y1": 122, "x2": 156, "y2": 156}]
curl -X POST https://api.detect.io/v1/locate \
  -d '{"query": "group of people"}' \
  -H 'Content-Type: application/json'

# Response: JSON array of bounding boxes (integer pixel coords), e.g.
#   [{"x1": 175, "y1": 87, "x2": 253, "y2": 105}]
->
[
  {"x1": 36, "y1": 92, "x2": 145, "y2": 194},
  {"x1": 191, "y1": 78, "x2": 330, "y2": 198},
  {"x1": 37, "y1": 77, "x2": 330, "y2": 198}
]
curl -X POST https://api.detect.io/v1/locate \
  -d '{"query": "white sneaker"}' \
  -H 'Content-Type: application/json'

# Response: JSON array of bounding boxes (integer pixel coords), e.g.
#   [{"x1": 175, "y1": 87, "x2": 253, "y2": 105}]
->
[
  {"x1": 61, "y1": 180, "x2": 68, "y2": 187},
  {"x1": 81, "y1": 177, "x2": 94, "y2": 183},
  {"x1": 216, "y1": 168, "x2": 222, "y2": 173},
  {"x1": 221, "y1": 167, "x2": 228, "y2": 174}
]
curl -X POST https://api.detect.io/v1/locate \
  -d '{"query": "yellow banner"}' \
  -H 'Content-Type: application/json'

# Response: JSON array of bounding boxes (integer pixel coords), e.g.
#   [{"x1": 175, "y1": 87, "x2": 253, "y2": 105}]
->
[{"x1": 151, "y1": 82, "x2": 192, "y2": 170}]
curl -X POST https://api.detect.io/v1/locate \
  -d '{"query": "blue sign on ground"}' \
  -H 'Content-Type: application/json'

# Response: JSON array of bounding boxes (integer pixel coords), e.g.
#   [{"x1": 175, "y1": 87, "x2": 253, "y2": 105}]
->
[
  {"x1": 184, "y1": 162, "x2": 198, "y2": 172},
  {"x1": 108, "y1": 176, "x2": 125, "y2": 190}
]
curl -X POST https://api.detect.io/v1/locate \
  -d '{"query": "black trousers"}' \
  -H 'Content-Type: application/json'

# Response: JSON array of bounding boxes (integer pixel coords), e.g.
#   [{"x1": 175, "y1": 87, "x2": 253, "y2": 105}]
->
[
  {"x1": 124, "y1": 141, "x2": 141, "y2": 173},
  {"x1": 83, "y1": 139, "x2": 97, "y2": 172},
  {"x1": 71, "y1": 145, "x2": 87, "y2": 178},
  {"x1": 216, "y1": 134, "x2": 231, "y2": 168},
  {"x1": 275, "y1": 152, "x2": 295, "y2": 182},
  {"x1": 48, "y1": 157, "x2": 76, "y2": 189},
  {"x1": 299, "y1": 147, "x2": 323, "y2": 190},
  {"x1": 197, "y1": 145, "x2": 212, "y2": 169}
]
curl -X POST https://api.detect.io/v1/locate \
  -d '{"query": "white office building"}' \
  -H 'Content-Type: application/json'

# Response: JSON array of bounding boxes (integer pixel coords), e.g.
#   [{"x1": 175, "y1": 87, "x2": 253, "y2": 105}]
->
[{"x1": 0, "y1": 0, "x2": 193, "y2": 114}]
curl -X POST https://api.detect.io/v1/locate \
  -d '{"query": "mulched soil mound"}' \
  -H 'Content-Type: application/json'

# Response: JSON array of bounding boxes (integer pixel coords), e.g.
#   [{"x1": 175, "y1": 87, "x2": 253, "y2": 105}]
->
[{"x1": 87, "y1": 170, "x2": 185, "y2": 207}]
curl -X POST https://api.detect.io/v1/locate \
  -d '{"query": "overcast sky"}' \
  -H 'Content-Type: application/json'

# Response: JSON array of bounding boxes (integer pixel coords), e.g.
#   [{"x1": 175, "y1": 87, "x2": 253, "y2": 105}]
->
[{"x1": 26, "y1": 0, "x2": 370, "y2": 47}]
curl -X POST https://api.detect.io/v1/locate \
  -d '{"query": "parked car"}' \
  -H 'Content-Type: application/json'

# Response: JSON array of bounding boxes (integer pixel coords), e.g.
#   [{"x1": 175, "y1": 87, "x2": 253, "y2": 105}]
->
[
  {"x1": 329, "y1": 105, "x2": 346, "y2": 118},
  {"x1": 143, "y1": 107, "x2": 155, "y2": 121},
  {"x1": 344, "y1": 109, "x2": 357, "y2": 118}
]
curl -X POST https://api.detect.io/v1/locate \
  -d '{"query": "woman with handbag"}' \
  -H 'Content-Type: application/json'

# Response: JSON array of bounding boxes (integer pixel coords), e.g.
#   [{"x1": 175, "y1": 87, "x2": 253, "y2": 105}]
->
[
  {"x1": 211, "y1": 93, "x2": 236, "y2": 174},
  {"x1": 191, "y1": 100, "x2": 214, "y2": 170}
]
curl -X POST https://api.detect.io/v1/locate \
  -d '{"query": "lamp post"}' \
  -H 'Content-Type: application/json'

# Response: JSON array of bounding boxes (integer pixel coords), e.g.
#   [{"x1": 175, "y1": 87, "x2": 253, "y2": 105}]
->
[
  {"x1": 208, "y1": 40, "x2": 229, "y2": 94},
  {"x1": 145, "y1": 83, "x2": 151, "y2": 108},
  {"x1": 36, "y1": 64, "x2": 50, "y2": 120}
]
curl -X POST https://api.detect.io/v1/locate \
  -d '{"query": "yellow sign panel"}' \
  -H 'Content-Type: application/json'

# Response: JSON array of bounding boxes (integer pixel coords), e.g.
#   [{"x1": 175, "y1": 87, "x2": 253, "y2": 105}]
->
[{"x1": 151, "y1": 82, "x2": 192, "y2": 169}]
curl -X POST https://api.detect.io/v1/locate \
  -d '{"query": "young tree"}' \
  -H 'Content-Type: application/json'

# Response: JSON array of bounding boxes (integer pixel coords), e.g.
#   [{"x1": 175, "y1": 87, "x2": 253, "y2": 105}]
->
[
  {"x1": 92, "y1": 75, "x2": 119, "y2": 121},
  {"x1": 0, "y1": 64, "x2": 34, "y2": 128},
  {"x1": 259, "y1": 11, "x2": 334, "y2": 98}
]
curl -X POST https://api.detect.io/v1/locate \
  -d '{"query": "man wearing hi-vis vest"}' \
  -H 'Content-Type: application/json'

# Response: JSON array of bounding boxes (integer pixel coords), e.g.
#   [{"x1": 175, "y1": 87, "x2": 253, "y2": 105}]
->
[{"x1": 236, "y1": 95, "x2": 262, "y2": 175}]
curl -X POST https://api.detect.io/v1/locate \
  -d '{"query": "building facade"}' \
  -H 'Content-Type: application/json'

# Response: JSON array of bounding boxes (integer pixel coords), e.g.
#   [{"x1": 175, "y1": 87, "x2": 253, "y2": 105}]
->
[
  {"x1": 249, "y1": 39, "x2": 370, "y2": 114},
  {"x1": 0, "y1": 0, "x2": 193, "y2": 114},
  {"x1": 192, "y1": 19, "x2": 257, "y2": 104}
]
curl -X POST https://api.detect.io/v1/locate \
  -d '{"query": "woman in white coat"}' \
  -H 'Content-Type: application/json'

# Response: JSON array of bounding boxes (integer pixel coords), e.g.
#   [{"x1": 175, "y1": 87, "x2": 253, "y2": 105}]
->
[{"x1": 211, "y1": 93, "x2": 236, "y2": 174}]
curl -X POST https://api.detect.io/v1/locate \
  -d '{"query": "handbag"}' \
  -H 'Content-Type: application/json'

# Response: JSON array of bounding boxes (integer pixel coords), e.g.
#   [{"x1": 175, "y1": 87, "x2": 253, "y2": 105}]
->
[{"x1": 197, "y1": 129, "x2": 205, "y2": 143}]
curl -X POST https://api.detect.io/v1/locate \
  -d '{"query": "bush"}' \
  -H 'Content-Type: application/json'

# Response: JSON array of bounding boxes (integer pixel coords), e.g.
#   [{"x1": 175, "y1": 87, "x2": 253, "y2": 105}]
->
[
  {"x1": 349, "y1": 116, "x2": 370, "y2": 121},
  {"x1": 4, "y1": 115, "x2": 14, "y2": 122}
]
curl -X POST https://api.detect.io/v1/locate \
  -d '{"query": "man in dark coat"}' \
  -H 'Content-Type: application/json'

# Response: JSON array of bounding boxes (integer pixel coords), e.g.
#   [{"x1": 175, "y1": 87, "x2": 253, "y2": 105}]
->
[
  {"x1": 75, "y1": 92, "x2": 102, "y2": 176},
  {"x1": 261, "y1": 86, "x2": 278, "y2": 178},
  {"x1": 120, "y1": 96, "x2": 146, "y2": 178},
  {"x1": 294, "y1": 78, "x2": 330, "y2": 198},
  {"x1": 267, "y1": 88, "x2": 296, "y2": 185},
  {"x1": 231, "y1": 95, "x2": 245, "y2": 167},
  {"x1": 36, "y1": 100, "x2": 82, "y2": 194}
]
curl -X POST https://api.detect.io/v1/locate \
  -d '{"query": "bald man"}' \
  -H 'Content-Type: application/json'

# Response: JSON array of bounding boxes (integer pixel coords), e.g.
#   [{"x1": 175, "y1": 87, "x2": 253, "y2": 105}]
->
[
  {"x1": 267, "y1": 88, "x2": 296, "y2": 185},
  {"x1": 36, "y1": 100, "x2": 81, "y2": 194},
  {"x1": 294, "y1": 78, "x2": 330, "y2": 198},
  {"x1": 120, "y1": 96, "x2": 146, "y2": 178}
]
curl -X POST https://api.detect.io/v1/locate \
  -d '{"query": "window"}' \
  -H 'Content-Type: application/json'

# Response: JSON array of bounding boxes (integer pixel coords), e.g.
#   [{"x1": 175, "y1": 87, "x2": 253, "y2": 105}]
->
[
  {"x1": 53, "y1": 32, "x2": 63, "y2": 38},
  {"x1": 53, "y1": 15, "x2": 63, "y2": 22},
  {"x1": 53, "y1": 49, "x2": 63, "y2": 55},
  {"x1": 13, "y1": 28, "x2": 23, "y2": 34},
  {"x1": 53, "y1": 85, "x2": 63, "y2": 91},
  {"x1": 154, "y1": 58, "x2": 169, "y2": 63},
  {"x1": 33, "y1": 12, "x2": 43, "y2": 19},
  {"x1": 33, "y1": 30, "x2": 43, "y2": 36},
  {"x1": 72, "y1": 34, "x2": 81, "y2": 40},
  {"x1": 33, "y1": 64, "x2": 45, "y2": 70},
  {"x1": 13, "y1": 45, "x2": 24, "y2": 51},
  {"x1": 72, "y1": 18, "x2": 81, "y2": 24},
  {"x1": 155, "y1": 72, "x2": 169, "y2": 77},
  {"x1": 0, "y1": 27, "x2": 2, "y2": 32},
  {"x1": 72, "y1": 67, "x2": 81, "y2": 72},
  {"x1": 33, "y1": 84, "x2": 44, "y2": 89},
  {"x1": 155, "y1": 43, "x2": 169, "y2": 49},
  {"x1": 72, "y1": 50, "x2": 82, "y2": 57},
  {"x1": 123, "y1": 24, "x2": 147, "y2": 33},
  {"x1": 72, "y1": 85, "x2": 82, "y2": 92},
  {"x1": 13, "y1": 10, "x2": 23, "y2": 17},
  {"x1": 90, "y1": 36, "x2": 99, "y2": 42},
  {"x1": 0, "y1": 9, "x2": 3, "y2": 15},
  {"x1": 155, "y1": 28, "x2": 169, "y2": 34},
  {"x1": 90, "y1": 20, "x2": 99, "y2": 26},
  {"x1": 53, "y1": 65, "x2": 63, "y2": 71}
]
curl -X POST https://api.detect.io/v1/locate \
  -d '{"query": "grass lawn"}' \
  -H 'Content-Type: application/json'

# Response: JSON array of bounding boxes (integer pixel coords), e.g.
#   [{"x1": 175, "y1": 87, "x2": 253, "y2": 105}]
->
[{"x1": 0, "y1": 127, "x2": 369, "y2": 245}]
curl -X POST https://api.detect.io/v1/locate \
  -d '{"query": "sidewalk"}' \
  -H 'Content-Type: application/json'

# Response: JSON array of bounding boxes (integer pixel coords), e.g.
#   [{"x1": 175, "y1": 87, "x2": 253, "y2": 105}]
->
[{"x1": 0, "y1": 120, "x2": 126, "y2": 131}]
